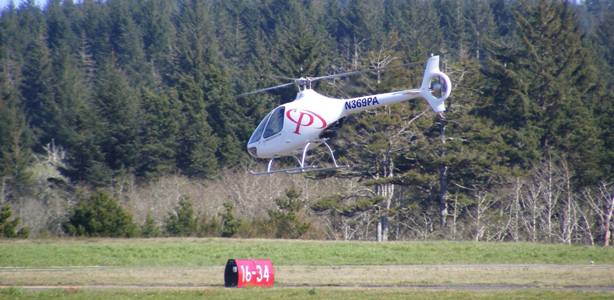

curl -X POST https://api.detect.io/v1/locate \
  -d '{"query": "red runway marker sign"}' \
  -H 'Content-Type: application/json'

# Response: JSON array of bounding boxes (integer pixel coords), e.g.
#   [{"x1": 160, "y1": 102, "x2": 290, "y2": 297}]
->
[{"x1": 224, "y1": 259, "x2": 274, "y2": 288}]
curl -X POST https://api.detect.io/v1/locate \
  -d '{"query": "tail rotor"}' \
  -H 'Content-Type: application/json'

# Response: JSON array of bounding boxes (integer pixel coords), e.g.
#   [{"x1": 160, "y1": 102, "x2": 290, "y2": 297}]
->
[{"x1": 420, "y1": 55, "x2": 451, "y2": 113}]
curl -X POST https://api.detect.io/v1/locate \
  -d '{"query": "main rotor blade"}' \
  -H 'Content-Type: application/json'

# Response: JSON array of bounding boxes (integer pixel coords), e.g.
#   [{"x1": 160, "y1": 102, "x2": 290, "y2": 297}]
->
[
  {"x1": 237, "y1": 60, "x2": 424, "y2": 97},
  {"x1": 269, "y1": 74, "x2": 297, "y2": 81},
  {"x1": 237, "y1": 82, "x2": 294, "y2": 97},
  {"x1": 310, "y1": 61, "x2": 422, "y2": 82}
]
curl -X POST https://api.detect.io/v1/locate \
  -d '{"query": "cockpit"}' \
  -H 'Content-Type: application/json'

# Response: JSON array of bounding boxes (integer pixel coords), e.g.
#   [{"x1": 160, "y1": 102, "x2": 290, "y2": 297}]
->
[{"x1": 247, "y1": 106, "x2": 286, "y2": 157}]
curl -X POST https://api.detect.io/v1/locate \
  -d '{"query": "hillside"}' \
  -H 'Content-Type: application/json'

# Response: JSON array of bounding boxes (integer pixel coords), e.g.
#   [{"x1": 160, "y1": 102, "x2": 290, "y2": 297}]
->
[{"x1": 0, "y1": 0, "x2": 612, "y2": 244}]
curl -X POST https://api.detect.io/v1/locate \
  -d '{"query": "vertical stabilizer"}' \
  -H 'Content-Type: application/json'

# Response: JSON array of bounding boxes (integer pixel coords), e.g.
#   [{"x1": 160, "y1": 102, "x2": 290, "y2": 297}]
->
[{"x1": 419, "y1": 55, "x2": 451, "y2": 113}]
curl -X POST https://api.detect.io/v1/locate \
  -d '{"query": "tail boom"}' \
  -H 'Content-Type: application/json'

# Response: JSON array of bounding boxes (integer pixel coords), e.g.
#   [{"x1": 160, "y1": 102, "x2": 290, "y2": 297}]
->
[{"x1": 340, "y1": 55, "x2": 451, "y2": 117}]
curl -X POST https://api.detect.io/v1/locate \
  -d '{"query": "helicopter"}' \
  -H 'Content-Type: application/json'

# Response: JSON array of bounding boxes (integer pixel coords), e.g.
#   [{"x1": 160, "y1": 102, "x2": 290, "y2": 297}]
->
[{"x1": 242, "y1": 55, "x2": 451, "y2": 175}]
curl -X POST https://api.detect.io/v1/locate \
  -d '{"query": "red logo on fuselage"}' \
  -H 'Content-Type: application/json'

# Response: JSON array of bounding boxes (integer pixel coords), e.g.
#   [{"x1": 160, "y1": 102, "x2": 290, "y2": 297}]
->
[{"x1": 285, "y1": 109, "x2": 327, "y2": 135}]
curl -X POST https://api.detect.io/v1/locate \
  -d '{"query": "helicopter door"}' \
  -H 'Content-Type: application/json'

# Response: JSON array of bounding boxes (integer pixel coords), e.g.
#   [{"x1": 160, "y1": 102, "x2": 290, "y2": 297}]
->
[
  {"x1": 248, "y1": 112, "x2": 271, "y2": 145},
  {"x1": 263, "y1": 106, "x2": 285, "y2": 139}
]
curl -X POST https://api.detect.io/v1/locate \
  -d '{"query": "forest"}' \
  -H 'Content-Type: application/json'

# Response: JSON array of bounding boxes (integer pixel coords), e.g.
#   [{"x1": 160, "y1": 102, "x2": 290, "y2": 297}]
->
[{"x1": 0, "y1": 0, "x2": 612, "y2": 245}]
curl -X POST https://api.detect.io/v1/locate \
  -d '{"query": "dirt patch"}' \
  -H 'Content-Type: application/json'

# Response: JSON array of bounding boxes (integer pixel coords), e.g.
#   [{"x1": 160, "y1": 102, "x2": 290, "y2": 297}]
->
[{"x1": 1, "y1": 264, "x2": 613, "y2": 291}]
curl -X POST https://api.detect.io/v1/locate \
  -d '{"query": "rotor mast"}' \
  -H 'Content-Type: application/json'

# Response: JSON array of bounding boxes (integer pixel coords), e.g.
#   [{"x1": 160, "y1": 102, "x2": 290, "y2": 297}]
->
[{"x1": 295, "y1": 77, "x2": 313, "y2": 91}]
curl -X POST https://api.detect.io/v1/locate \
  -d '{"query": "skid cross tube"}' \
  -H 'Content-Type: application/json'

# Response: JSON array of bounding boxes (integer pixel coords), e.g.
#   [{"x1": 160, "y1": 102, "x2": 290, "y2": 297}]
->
[{"x1": 249, "y1": 140, "x2": 349, "y2": 175}]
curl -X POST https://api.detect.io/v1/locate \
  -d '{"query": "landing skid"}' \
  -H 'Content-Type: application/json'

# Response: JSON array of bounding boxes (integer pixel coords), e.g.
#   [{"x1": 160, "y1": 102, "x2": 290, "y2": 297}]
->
[
  {"x1": 249, "y1": 165, "x2": 349, "y2": 176},
  {"x1": 249, "y1": 140, "x2": 349, "y2": 176}
]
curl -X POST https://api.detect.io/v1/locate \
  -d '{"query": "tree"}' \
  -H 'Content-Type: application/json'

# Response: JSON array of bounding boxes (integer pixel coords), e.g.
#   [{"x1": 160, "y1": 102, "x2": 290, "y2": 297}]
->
[
  {"x1": 591, "y1": 9, "x2": 614, "y2": 179},
  {"x1": 268, "y1": 188, "x2": 310, "y2": 239},
  {"x1": 426, "y1": 58, "x2": 514, "y2": 230},
  {"x1": 174, "y1": 75, "x2": 219, "y2": 177},
  {"x1": 0, "y1": 60, "x2": 34, "y2": 198},
  {"x1": 20, "y1": 29, "x2": 58, "y2": 146},
  {"x1": 136, "y1": 88, "x2": 179, "y2": 178},
  {"x1": 141, "y1": 213, "x2": 160, "y2": 238},
  {"x1": 271, "y1": 0, "x2": 332, "y2": 101},
  {"x1": 172, "y1": 0, "x2": 224, "y2": 176},
  {"x1": 93, "y1": 59, "x2": 140, "y2": 173},
  {"x1": 333, "y1": 35, "x2": 428, "y2": 241},
  {"x1": 134, "y1": 0, "x2": 175, "y2": 65},
  {"x1": 220, "y1": 202, "x2": 240, "y2": 238},
  {"x1": 434, "y1": 0, "x2": 468, "y2": 58},
  {"x1": 63, "y1": 191, "x2": 137, "y2": 237},
  {"x1": 108, "y1": 0, "x2": 149, "y2": 84},
  {"x1": 384, "y1": 0, "x2": 442, "y2": 59},
  {"x1": 0, "y1": 204, "x2": 29, "y2": 238},
  {"x1": 480, "y1": 0, "x2": 604, "y2": 186},
  {"x1": 202, "y1": 51, "x2": 246, "y2": 166},
  {"x1": 312, "y1": 191, "x2": 383, "y2": 240},
  {"x1": 49, "y1": 44, "x2": 110, "y2": 185}
]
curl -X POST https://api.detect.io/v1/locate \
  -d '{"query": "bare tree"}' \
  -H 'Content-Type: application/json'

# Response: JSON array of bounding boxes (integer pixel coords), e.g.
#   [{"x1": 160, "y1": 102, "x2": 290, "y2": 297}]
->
[
  {"x1": 467, "y1": 191, "x2": 496, "y2": 241},
  {"x1": 520, "y1": 176, "x2": 544, "y2": 242},
  {"x1": 584, "y1": 182, "x2": 614, "y2": 246},
  {"x1": 560, "y1": 160, "x2": 574, "y2": 244}
]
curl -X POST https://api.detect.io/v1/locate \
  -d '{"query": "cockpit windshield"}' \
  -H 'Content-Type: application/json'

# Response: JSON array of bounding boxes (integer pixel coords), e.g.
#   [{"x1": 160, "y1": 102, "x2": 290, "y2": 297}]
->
[
  {"x1": 248, "y1": 111, "x2": 271, "y2": 144},
  {"x1": 263, "y1": 106, "x2": 285, "y2": 139}
]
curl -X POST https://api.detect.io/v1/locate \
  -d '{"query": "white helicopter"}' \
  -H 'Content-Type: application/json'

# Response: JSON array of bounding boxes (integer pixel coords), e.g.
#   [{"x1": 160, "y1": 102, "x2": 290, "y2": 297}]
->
[{"x1": 243, "y1": 55, "x2": 451, "y2": 175}]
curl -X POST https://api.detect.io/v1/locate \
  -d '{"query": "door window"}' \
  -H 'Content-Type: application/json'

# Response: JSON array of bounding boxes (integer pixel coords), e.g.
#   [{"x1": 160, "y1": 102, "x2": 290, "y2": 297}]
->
[{"x1": 263, "y1": 107, "x2": 285, "y2": 139}]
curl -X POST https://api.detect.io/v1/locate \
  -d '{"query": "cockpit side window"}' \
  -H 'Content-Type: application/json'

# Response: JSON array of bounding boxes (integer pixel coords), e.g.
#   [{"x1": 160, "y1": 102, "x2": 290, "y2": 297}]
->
[
  {"x1": 248, "y1": 112, "x2": 271, "y2": 144},
  {"x1": 263, "y1": 106, "x2": 285, "y2": 139}
]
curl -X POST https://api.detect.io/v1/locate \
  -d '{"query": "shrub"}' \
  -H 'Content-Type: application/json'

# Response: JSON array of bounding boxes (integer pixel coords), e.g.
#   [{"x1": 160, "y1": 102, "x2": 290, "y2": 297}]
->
[
  {"x1": 63, "y1": 191, "x2": 137, "y2": 237},
  {"x1": 0, "y1": 204, "x2": 29, "y2": 238},
  {"x1": 141, "y1": 213, "x2": 160, "y2": 237},
  {"x1": 268, "y1": 188, "x2": 310, "y2": 239},
  {"x1": 164, "y1": 196, "x2": 197, "y2": 236},
  {"x1": 220, "y1": 202, "x2": 240, "y2": 237},
  {"x1": 197, "y1": 214, "x2": 221, "y2": 237}
]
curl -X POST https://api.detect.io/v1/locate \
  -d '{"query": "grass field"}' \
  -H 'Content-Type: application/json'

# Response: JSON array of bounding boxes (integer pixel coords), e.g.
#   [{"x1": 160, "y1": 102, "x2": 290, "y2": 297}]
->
[
  {"x1": 2, "y1": 287, "x2": 614, "y2": 300},
  {"x1": 1, "y1": 238, "x2": 613, "y2": 299},
  {"x1": 1, "y1": 238, "x2": 612, "y2": 267}
]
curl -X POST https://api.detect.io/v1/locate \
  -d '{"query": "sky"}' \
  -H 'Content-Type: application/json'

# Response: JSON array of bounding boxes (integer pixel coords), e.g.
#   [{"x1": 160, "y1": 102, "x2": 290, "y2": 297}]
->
[
  {"x1": 0, "y1": 0, "x2": 52, "y2": 10},
  {"x1": 0, "y1": 0, "x2": 589, "y2": 13}
]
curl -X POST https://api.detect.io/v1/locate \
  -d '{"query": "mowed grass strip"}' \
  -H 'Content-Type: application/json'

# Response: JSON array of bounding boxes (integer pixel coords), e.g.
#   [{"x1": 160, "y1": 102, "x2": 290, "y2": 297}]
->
[
  {"x1": 2, "y1": 265, "x2": 613, "y2": 287},
  {"x1": 1, "y1": 287, "x2": 613, "y2": 300},
  {"x1": 1, "y1": 238, "x2": 613, "y2": 267}
]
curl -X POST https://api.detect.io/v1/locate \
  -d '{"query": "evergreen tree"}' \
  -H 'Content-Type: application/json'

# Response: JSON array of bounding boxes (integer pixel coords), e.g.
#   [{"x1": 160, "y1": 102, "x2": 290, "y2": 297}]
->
[
  {"x1": 271, "y1": 1, "x2": 332, "y2": 101},
  {"x1": 220, "y1": 202, "x2": 240, "y2": 238},
  {"x1": 489, "y1": 0, "x2": 516, "y2": 37},
  {"x1": 20, "y1": 29, "x2": 58, "y2": 146},
  {"x1": 141, "y1": 213, "x2": 160, "y2": 237},
  {"x1": 80, "y1": 0, "x2": 112, "y2": 63},
  {"x1": 385, "y1": 0, "x2": 443, "y2": 59},
  {"x1": 136, "y1": 88, "x2": 179, "y2": 178},
  {"x1": 63, "y1": 191, "x2": 137, "y2": 237},
  {"x1": 464, "y1": 0, "x2": 497, "y2": 61},
  {"x1": 0, "y1": 204, "x2": 29, "y2": 238},
  {"x1": 174, "y1": 75, "x2": 219, "y2": 178},
  {"x1": 108, "y1": 0, "x2": 149, "y2": 85},
  {"x1": 344, "y1": 0, "x2": 385, "y2": 49},
  {"x1": 165, "y1": 196, "x2": 197, "y2": 236},
  {"x1": 45, "y1": 0, "x2": 80, "y2": 56},
  {"x1": 0, "y1": 60, "x2": 33, "y2": 198},
  {"x1": 481, "y1": 0, "x2": 604, "y2": 185},
  {"x1": 434, "y1": 0, "x2": 468, "y2": 58},
  {"x1": 93, "y1": 59, "x2": 140, "y2": 173},
  {"x1": 333, "y1": 36, "x2": 427, "y2": 240},
  {"x1": 132, "y1": 0, "x2": 175, "y2": 75},
  {"x1": 268, "y1": 188, "x2": 310, "y2": 239}
]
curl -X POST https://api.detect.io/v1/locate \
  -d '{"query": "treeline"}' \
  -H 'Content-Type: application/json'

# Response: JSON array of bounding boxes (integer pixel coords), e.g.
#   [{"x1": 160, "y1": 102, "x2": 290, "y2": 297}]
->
[
  {"x1": 57, "y1": 188, "x2": 310, "y2": 239},
  {"x1": 0, "y1": 0, "x2": 612, "y2": 244}
]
